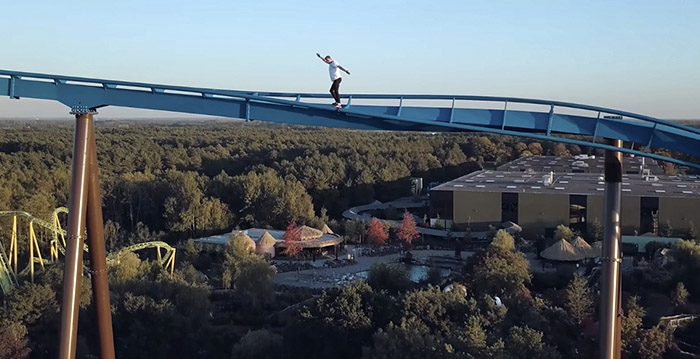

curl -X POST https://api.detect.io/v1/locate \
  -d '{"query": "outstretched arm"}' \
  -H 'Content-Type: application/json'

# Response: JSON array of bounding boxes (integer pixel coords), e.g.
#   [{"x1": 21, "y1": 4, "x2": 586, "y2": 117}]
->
[
  {"x1": 316, "y1": 53, "x2": 329, "y2": 63},
  {"x1": 338, "y1": 65, "x2": 351, "y2": 75}
]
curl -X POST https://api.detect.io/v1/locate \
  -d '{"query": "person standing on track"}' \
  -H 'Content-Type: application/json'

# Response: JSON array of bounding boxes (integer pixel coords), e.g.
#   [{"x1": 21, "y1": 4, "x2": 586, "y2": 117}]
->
[{"x1": 317, "y1": 53, "x2": 350, "y2": 108}]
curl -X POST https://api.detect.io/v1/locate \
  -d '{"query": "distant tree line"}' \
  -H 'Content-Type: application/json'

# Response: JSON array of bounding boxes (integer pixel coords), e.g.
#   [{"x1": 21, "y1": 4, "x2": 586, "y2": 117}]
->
[{"x1": 0, "y1": 121, "x2": 609, "y2": 249}]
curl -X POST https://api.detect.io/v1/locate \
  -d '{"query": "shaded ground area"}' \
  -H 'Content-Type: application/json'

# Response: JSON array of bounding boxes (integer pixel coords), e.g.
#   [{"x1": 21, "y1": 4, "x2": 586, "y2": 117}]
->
[{"x1": 274, "y1": 246, "x2": 465, "y2": 288}]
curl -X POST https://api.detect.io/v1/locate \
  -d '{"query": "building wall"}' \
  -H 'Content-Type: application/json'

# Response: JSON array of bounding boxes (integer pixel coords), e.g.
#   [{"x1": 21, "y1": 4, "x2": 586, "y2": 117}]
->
[
  {"x1": 449, "y1": 189, "x2": 700, "y2": 238},
  {"x1": 621, "y1": 196, "x2": 641, "y2": 233},
  {"x1": 587, "y1": 195, "x2": 604, "y2": 231},
  {"x1": 589, "y1": 195, "x2": 645, "y2": 235},
  {"x1": 452, "y1": 191, "x2": 500, "y2": 228},
  {"x1": 518, "y1": 193, "x2": 569, "y2": 238},
  {"x1": 659, "y1": 197, "x2": 700, "y2": 235}
]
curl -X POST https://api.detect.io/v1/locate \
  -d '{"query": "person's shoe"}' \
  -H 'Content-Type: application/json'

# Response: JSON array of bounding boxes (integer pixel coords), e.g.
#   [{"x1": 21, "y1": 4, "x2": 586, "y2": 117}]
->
[
  {"x1": 334, "y1": 103, "x2": 342, "y2": 108},
  {"x1": 331, "y1": 102, "x2": 338, "y2": 106}
]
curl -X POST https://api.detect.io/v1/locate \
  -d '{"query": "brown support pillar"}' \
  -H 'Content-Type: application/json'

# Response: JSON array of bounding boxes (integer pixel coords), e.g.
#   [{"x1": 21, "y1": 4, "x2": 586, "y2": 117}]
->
[
  {"x1": 600, "y1": 139, "x2": 623, "y2": 359},
  {"x1": 86, "y1": 120, "x2": 115, "y2": 359},
  {"x1": 59, "y1": 112, "x2": 93, "y2": 359}
]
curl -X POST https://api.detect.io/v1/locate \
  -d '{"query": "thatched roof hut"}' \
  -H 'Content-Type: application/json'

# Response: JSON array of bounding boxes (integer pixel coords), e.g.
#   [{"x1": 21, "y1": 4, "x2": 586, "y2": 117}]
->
[
  {"x1": 293, "y1": 225, "x2": 324, "y2": 241},
  {"x1": 540, "y1": 239, "x2": 585, "y2": 261},
  {"x1": 258, "y1": 231, "x2": 277, "y2": 246},
  {"x1": 256, "y1": 231, "x2": 277, "y2": 258},
  {"x1": 571, "y1": 236, "x2": 595, "y2": 258},
  {"x1": 321, "y1": 224, "x2": 334, "y2": 235}
]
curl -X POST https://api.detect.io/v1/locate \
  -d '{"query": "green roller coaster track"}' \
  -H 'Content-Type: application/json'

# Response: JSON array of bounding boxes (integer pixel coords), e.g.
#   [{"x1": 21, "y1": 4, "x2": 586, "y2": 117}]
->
[{"x1": 0, "y1": 208, "x2": 176, "y2": 294}]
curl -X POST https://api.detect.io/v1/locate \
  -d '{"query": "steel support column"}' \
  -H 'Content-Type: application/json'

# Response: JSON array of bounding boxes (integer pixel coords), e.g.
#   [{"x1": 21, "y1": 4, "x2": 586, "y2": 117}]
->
[
  {"x1": 59, "y1": 112, "x2": 92, "y2": 359},
  {"x1": 600, "y1": 139, "x2": 623, "y2": 359},
  {"x1": 86, "y1": 120, "x2": 115, "y2": 359}
]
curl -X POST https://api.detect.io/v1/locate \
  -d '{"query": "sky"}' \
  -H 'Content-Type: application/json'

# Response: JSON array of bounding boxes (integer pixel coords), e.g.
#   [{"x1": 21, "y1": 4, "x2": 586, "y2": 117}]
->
[{"x1": 0, "y1": 0, "x2": 699, "y2": 119}]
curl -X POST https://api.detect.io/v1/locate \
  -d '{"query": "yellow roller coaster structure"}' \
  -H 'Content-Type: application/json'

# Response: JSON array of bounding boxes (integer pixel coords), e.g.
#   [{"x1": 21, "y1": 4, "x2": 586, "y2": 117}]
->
[{"x1": 0, "y1": 208, "x2": 176, "y2": 294}]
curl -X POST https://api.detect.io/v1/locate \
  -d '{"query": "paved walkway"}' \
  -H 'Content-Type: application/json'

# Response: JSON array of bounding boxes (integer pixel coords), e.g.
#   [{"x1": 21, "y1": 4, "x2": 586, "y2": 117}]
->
[{"x1": 274, "y1": 247, "x2": 466, "y2": 288}]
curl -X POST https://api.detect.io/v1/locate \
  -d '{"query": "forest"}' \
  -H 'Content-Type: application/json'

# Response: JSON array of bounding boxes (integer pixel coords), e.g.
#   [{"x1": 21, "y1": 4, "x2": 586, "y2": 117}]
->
[{"x1": 0, "y1": 119, "x2": 698, "y2": 358}]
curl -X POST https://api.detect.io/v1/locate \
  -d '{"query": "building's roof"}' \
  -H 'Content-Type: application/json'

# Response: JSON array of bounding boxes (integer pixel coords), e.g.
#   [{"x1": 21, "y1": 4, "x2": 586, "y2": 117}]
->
[
  {"x1": 431, "y1": 157, "x2": 700, "y2": 198},
  {"x1": 496, "y1": 155, "x2": 664, "y2": 175},
  {"x1": 321, "y1": 224, "x2": 334, "y2": 234},
  {"x1": 571, "y1": 237, "x2": 595, "y2": 258},
  {"x1": 540, "y1": 239, "x2": 586, "y2": 261},
  {"x1": 258, "y1": 231, "x2": 277, "y2": 247},
  {"x1": 293, "y1": 225, "x2": 324, "y2": 241},
  {"x1": 621, "y1": 235, "x2": 683, "y2": 253},
  {"x1": 194, "y1": 228, "x2": 343, "y2": 249}
]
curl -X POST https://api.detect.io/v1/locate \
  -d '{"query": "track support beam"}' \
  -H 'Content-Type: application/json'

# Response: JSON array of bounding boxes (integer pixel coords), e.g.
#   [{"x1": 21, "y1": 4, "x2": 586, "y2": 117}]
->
[
  {"x1": 600, "y1": 138, "x2": 623, "y2": 359},
  {"x1": 59, "y1": 110, "x2": 115, "y2": 359},
  {"x1": 86, "y1": 120, "x2": 116, "y2": 359}
]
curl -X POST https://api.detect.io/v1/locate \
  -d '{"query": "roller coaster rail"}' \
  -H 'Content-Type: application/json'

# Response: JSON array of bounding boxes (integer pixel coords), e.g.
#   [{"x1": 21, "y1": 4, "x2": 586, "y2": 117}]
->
[
  {"x1": 0, "y1": 207, "x2": 176, "y2": 294},
  {"x1": 2, "y1": 68, "x2": 699, "y2": 359},
  {"x1": 1, "y1": 69, "x2": 699, "y2": 169}
]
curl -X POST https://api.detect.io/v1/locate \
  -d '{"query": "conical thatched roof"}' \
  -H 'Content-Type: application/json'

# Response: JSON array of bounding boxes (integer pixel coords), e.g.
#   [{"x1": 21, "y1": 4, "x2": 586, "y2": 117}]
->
[
  {"x1": 293, "y1": 225, "x2": 324, "y2": 241},
  {"x1": 321, "y1": 224, "x2": 334, "y2": 234},
  {"x1": 258, "y1": 231, "x2": 277, "y2": 247},
  {"x1": 540, "y1": 239, "x2": 585, "y2": 261},
  {"x1": 232, "y1": 231, "x2": 256, "y2": 252},
  {"x1": 571, "y1": 236, "x2": 595, "y2": 258}
]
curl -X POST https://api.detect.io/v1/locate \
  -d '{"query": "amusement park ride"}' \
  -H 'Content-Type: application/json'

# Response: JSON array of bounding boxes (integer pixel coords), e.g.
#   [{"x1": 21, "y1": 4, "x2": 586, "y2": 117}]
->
[
  {"x1": 2, "y1": 68, "x2": 700, "y2": 359},
  {"x1": 0, "y1": 207, "x2": 176, "y2": 294}
]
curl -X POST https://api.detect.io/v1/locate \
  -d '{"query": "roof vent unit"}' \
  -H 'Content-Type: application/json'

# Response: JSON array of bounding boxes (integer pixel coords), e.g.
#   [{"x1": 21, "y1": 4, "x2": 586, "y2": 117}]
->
[
  {"x1": 542, "y1": 171, "x2": 554, "y2": 186},
  {"x1": 572, "y1": 160, "x2": 589, "y2": 168}
]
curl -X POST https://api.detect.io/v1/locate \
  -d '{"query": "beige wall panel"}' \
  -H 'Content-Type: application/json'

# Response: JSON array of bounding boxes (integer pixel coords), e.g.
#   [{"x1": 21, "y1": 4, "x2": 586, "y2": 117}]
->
[
  {"x1": 659, "y1": 197, "x2": 700, "y2": 235},
  {"x1": 519, "y1": 193, "x2": 569, "y2": 237},
  {"x1": 453, "y1": 191, "x2": 500, "y2": 226},
  {"x1": 621, "y1": 196, "x2": 641, "y2": 234}
]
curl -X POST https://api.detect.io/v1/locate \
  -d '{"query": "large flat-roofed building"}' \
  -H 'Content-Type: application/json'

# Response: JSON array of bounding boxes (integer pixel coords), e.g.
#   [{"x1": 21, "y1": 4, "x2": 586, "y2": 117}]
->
[{"x1": 430, "y1": 156, "x2": 700, "y2": 238}]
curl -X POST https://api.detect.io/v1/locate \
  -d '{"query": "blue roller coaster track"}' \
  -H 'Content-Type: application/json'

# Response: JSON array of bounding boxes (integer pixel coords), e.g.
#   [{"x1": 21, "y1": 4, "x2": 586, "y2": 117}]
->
[{"x1": 1, "y1": 69, "x2": 699, "y2": 168}]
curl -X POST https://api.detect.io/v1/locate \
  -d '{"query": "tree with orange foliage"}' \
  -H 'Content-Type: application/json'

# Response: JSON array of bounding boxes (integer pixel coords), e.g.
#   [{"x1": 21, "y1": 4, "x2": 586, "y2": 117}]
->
[
  {"x1": 397, "y1": 210, "x2": 420, "y2": 250},
  {"x1": 282, "y1": 220, "x2": 302, "y2": 257},
  {"x1": 367, "y1": 217, "x2": 388, "y2": 247}
]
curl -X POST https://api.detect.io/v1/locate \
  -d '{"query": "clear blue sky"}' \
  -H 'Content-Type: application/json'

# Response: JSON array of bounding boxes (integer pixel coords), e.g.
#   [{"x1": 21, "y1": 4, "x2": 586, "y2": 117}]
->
[{"x1": 1, "y1": 0, "x2": 699, "y2": 119}]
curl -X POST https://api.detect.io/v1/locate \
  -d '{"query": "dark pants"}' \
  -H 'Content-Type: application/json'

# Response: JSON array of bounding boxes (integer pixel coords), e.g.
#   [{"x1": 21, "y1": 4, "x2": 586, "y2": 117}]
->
[{"x1": 330, "y1": 78, "x2": 342, "y2": 103}]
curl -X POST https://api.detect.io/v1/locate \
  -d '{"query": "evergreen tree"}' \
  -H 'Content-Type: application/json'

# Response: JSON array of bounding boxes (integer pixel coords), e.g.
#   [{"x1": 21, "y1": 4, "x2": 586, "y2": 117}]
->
[
  {"x1": 621, "y1": 296, "x2": 644, "y2": 355},
  {"x1": 222, "y1": 232, "x2": 258, "y2": 289},
  {"x1": 590, "y1": 218, "x2": 603, "y2": 243},
  {"x1": 671, "y1": 282, "x2": 689, "y2": 308},
  {"x1": 564, "y1": 274, "x2": 593, "y2": 324},
  {"x1": 554, "y1": 224, "x2": 574, "y2": 242}
]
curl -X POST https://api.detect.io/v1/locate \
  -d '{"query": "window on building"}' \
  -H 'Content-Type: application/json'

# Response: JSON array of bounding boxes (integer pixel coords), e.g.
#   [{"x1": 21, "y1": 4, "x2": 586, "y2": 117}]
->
[
  {"x1": 569, "y1": 195, "x2": 587, "y2": 234},
  {"x1": 640, "y1": 197, "x2": 659, "y2": 234},
  {"x1": 501, "y1": 192, "x2": 518, "y2": 224},
  {"x1": 429, "y1": 190, "x2": 453, "y2": 220}
]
